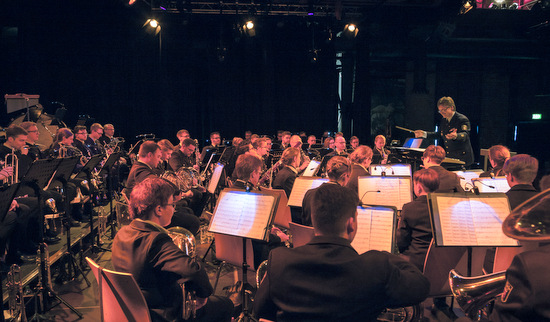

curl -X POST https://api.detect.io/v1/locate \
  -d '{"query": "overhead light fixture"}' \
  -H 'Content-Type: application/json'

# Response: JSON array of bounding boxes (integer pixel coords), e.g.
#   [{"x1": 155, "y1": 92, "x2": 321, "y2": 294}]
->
[
  {"x1": 143, "y1": 19, "x2": 161, "y2": 35},
  {"x1": 343, "y1": 24, "x2": 358, "y2": 37},
  {"x1": 243, "y1": 20, "x2": 256, "y2": 37}
]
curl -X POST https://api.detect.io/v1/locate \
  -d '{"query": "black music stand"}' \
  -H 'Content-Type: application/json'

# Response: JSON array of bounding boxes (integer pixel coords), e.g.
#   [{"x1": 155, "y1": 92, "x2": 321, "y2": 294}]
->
[
  {"x1": 0, "y1": 183, "x2": 20, "y2": 322},
  {"x1": 209, "y1": 189, "x2": 279, "y2": 322},
  {"x1": 19, "y1": 159, "x2": 83, "y2": 319},
  {"x1": 97, "y1": 152, "x2": 122, "y2": 238},
  {"x1": 51, "y1": 156, "x2": 91, "y2": 286},
  {"x1": 315, "y1": 155, "x2": 334, "y2": 176}
]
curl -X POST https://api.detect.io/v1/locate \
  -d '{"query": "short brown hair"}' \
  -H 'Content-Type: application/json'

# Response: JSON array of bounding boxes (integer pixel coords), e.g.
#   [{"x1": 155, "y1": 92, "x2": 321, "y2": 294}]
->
[
  {"x1": 6, "y1": 125, "x2": 27, "y2": 139},
  {"x1": 349, "y1": 145, "x2": 373, "y2": 164},
  {"x1": 129, "y1": 177, "x2": 175, "y2": 220},
  {"x1": 281, "y1": 147, "x2": 300, "y2": 166},
  {"x1": 437, "y1": 96, "x2": 456, "y2": 111},
  {"x1": 157, "y1": 139, "x2": 175, "y2": 152},
  {"x1": 312, "y1": 184, "x2": 358, "y2": 236},
  {"x1": 413, "y1": 168, "x2": 440, "y2": 193},
  {"x1": 503, "y1": 154, "x2": 538, "y2": 184},
  {"x1": 234, "y1": 154, "x2": 263, "y2": 181},
  {"x1": 19, "y1": 121, "x2": 37, "y2": 131},
  {"x1": 423, "y1": 145, "x2": 446, "y2": 164},
  {"x1": 138, "y1": 140, "x2": 159, "y2": 158},
  {"x1": 488, "y1": 145, "x2": 510, "y2": 167},
  {"x1": 90, "y1": 123, "x2": 104, "y2": 132}
]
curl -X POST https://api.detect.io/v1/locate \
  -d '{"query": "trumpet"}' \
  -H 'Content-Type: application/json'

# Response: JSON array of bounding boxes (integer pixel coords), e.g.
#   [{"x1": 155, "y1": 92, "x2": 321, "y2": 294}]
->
[
  {"x1": 449, "y1": 269, "x2": 507, "y2": 321},
  {"x1": 3, "y1": 148, "x2": 19, "y2": 185}
]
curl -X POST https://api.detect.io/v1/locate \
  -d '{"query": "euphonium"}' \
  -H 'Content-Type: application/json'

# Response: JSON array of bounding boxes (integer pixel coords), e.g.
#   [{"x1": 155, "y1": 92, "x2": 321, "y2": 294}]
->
[
  {"x1": 7, "y1": 264, "x2": 27, "y2": 322},
  {"x1": 449, "y1": 269, "x2": 507, "y2": 321},
  {"x1": 168, "y1": 227, "x2": 197, "y2": 320}
]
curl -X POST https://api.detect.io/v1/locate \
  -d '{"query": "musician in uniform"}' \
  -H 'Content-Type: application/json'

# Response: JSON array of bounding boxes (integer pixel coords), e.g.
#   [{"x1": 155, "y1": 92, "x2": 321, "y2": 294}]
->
[
  {"x1": 99, "y1": 123, "x2": 115, "y2": 145},
  {"x1": 414, "y1": 96, "x2": 474, "y2": 167},
  {"x1": 88, "y1": 123, "x2": 105, "y2": 155},
  {"x1": 112, "y1": 177, "x2": 233, "y2": 322},
  {"x1": 349, "y1": 136, "x2": 359, "y2": 150},
  {"x1": 272, "y1": 147, "x2": 301, "y2": 198},
  {"x1": 73, "y1": 125, "x2": 93, "y2": 160},
  {"x1": 422, "y1": 145, "x2": 463, "y2": 193},
  {"x1": 280, "y1": 131, "x2": 291, "y2": 150},
  {"x1": 372, "y1": 134, "x2": 390, "y2": 165},
  {"x1": 345, "y1": 145, "x2": 373, "y2": 195},
  {"x1": 124, "y1": 141, "x2": 200, "y2": 235},
  {"x1": 480, "y1": 145, "x2": 510, "y2": 178},
  {"x1": 169, "y1": 138, "x2": 199, "y2": 172},
  {"x1": 19, "y1": 121, "x2": 45, "y2": 161},
  {"x1": 326, "y1": 136, "x2": 348, "y2": 157},
  {"x1": 503, "y1": 154, "x2": 539, "y2": 210},
  {"x1": 157, "y1": 139, "x2": 175, "y2": 172},
  {"x1": 302, "y1": 156, "x2": 351, "y2": 226},
  {"x1": 289, "y1": 135, "x2": 310, "y2": 172},
  {"x1": 254, "y1": 183, "x2": 430, "y2": 321},
  {"x1": 396, "y1": 168, "x2": 440, "y2": 271}
]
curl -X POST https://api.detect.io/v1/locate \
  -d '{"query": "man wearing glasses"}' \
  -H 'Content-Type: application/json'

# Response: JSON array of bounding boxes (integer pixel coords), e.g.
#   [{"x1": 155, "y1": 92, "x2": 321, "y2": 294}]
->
[{"x1": 414, "y1": 96, "x2": 474, "y2": 167}]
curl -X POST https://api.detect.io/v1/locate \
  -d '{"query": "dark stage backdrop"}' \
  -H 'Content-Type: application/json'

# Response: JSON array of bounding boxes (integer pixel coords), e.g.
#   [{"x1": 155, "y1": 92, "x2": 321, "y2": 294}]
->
[{"x1": 0, "y1": 0, "x2": 338, "y2": 145}]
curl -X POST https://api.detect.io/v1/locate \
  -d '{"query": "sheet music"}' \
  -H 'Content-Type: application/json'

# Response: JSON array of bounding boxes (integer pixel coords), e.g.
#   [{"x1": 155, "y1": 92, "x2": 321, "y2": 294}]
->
[
  {"x1": 473, "y1": 178, "x2": 510, "y2": 193},
  {"x1": 207, "y1": 163, "x2": 224, "y2": 194},
  {"x1": 351, "y1": 207, "x2": 395, "y2": 254},
  {"x1": 287, "y1": 177, "x2": 329, "y2": 207},
  {"x1": 302, "y1": 160, "x2": 321, "y2": 177},
  {"x1": 453, "y1": 170, "x2": 482, "y2": 191},
  {"x1": 369, "y1": 164, "x2": 412, "y2": 176},
  {"x1": 432, "y1": 194, "x2": 517, "y2": 246},
  {"x1": 358, "y1": 176, "x2": 412, "y2": 210},
  {"x1": 209, "y1": 191, "x2": 276, "y2": 240}
]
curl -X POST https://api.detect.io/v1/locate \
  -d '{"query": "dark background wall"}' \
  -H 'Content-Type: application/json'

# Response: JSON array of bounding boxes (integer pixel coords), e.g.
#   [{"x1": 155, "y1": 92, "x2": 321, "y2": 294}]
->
[{"x1": 1, "y1": 0, "x2": 549, "y2": 172}]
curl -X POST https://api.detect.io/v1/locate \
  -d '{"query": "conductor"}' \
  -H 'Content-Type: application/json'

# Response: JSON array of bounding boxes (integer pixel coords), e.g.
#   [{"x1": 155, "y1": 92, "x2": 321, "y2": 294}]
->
[{"x1": 414, "y1": 96, "x2": 474, "y2": 166}]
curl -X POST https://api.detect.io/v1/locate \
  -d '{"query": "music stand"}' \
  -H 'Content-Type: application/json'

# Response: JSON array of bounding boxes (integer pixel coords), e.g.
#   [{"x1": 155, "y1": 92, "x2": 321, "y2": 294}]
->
[
  {"x1": 315, "y1": 154, "x2": 333, "y2": 176},
  {"x1": 51, "y1": 156, "x2": 91, "y2": 286},
  {"x1": 209, "y1": 189, "x2": 279, "y2": 322},
  {"x1": 352, "y1": 205, "x2": 397, "y2": 254},
  {"x1": 358, "y1": 176, "x2": 413, "y2": 211},
  {"x1": 19, "y1": 159, "x2": 83, "y2": 319},
  {"x1": 98, "y1": 152, "x2": 122, "y2": 238},
  {"x1": 428, "y1": 192, "x2": 518, "y2": 276}
]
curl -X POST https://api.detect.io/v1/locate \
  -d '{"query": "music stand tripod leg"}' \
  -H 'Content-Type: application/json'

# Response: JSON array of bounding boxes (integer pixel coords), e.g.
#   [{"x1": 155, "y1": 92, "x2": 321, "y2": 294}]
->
[{"x1": 237, "y1": 238, "x2": 258, "y2": 322}]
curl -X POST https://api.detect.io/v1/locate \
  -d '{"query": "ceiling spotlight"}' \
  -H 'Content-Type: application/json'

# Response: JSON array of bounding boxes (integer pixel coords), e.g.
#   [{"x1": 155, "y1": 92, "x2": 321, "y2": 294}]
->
[
  {"x1": 243, "y1": 20, "x2": 256, "y2": 37},
  {"x1": 245, "y1": 21, "x2": 254, "y2": 30},
  {"x1": 343, "y1": 24, "x2": 359, "y2": 37},
  {"x1": 143, "y1": 19, "x2": 161, "y2": 36}
]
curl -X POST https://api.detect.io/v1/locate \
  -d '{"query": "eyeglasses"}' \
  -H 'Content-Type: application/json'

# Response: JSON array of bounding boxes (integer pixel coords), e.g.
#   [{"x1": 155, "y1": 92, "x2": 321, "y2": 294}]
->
[{"x1": 438, "y1": 107, "x2": 451, "y2": 113}]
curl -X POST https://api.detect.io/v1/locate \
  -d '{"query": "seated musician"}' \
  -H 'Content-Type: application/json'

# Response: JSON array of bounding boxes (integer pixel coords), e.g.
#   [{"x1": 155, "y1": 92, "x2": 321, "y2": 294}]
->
[
  {"x1": 306, "y1": 135, "x2": 316, "y2": 147},
  {"x1": 302, "y1": 156, "x2": 351, "y2": 226},
  {"x1": 349, "y1": 136, "x2": 359, "y2": 150},
  {"x1": 323, "y1": 136, "x2": 335, "y2": 151},
  {"x1": 480, "y1": 145, "x2": 510, "y2": 178},
  {"x1": 125, "y1": 141, "x2": 200, "y2": 235},
  {"x1": 503, "y1": 154, "x2": 539, "y2": 210},
  {"x1": 112, "y1": 177, "x2": 233, "y2": 322},
  {"x1": 422, "y1": 145, "x2": 463, "y2": 193},
  {"x1": 88, "y1": 123, "x2": 106, "y2": 155},
  {"x1": 272, "y1": 147, "x2": 301, "y2": 198},
  {"x1": 98, "y1": 123, "x2": 115, "y2": 145},
  {"x1": 372, "y1": 134, "x2": 390, "y2": 165},
  {"x1": 289, "y1": 135, "x2": 310, "y2": 172},
  {"x1": 279, "y1": 131, "x2": 291, "y2": 150},
  {"x1": 345, "y1": 145, "x2": 373, "y2": 195},
  {"x1": 254, "y1": 183, "x2": 430, "y2": 321},
  {"x1": 246, "y1": 137, "x2": 270, "y2": 161},
  {"x1": 73, "y1": 125, "x2": 94, "y2": 160},
  {"x1": 326, "y1": 136, "x2": 348, "y2": 157},
  {"x1": 169, "y1": 138, "x2": 199, "y2": 172},
  {"x1": 396, "y1": 168, "x2": 440, "y2": 271},
  {"x1": 157, "y1": 139, "x2": 175, "y2": 172},
  {"x1": 19, "y1": 121, "x2": 45, "y2": 161}
]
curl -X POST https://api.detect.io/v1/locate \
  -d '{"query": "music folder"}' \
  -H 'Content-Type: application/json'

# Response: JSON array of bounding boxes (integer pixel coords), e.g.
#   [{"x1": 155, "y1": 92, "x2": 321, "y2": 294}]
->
[
  {"x1": 472, "y1": 177, "x2": 510, "y2": 193},
  {"x1": 287, "y1": 177, "x2": 329, "y2": 207},
  {"x1": 428, "y1": 192, "x2": 518, "y2": 247},
  {"x1": 302, "y1": 160, "x2": 321, "y2": 177},
  {"x1": 207, "y1": 163, "x2": 224, "y2": 194},
  {"x1": 209, "y1": 188, "x2": 280, "y2": 241},
  {"x1": 453, "y1": 169, "x2": 483, "y2": 191},
  {"x1": 358, "y1": 176, "x2": 412, "y2": 211},
  {"x1": 259, "y1": 187, "x2": 291, "y2": 229},
  {"x1": 352, "y1": 205, "x2": 397, "y2": 254},
  {"x1": 369, "y1": 163, "x2": 412, "y2": 176}
]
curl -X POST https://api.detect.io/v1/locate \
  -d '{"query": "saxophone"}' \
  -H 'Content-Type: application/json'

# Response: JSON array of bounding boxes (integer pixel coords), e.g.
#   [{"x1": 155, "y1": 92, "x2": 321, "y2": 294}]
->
[
  {"x1": 168, "y1": 226, "x2": 197, "y2": 320},
  {"x1": 7, "y1": 264, "x2": 28, "y2": 322}
]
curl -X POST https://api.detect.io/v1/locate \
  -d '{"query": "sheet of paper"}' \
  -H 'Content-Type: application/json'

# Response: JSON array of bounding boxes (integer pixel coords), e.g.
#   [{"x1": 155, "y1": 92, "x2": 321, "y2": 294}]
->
[
  {"x1": 351, "y1": 207, "x2": 395, "y2": 253},
  {"x1": 358, "y1": 176, "x2": 412, "y2": 210},
  {"x1": 473, "y1": 178, "x2": 510, "y2": 193},
  {"x1": 302, "y1": 160, "x2": 321, "y2": 177},
  {"x1": 210, "y1": 191, "x2": 275, "y2": 240},
  {"x1": 369, "y1": 164, "x2": 412, "y2": 176},
  {"x1": 453, "y1": 170, "x2": 482, "y2": 191},
  {"x1": 287, "y1": 177, "x2": 329, "y2": 207},
  {"x1": 207, "y1": 163, "x2": 224, "y2": 194}
]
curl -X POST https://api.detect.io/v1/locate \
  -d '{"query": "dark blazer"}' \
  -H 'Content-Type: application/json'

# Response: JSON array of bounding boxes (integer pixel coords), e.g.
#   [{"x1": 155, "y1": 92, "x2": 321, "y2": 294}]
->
[
  {"x1": 345, "y1": 163, "x2": 369, "y2": 195},
  {"x1": 168, "y1": 150, "x2": 195, "y2": 172},
  {"x1": 491, "y1": 243, "x2": 550, "y2": 322},
  {"x1": 427, "y1": 111, "x2": 474, "y2": 166},
  {"x1": 479, "y1": 165, "x2": 505, "y2": 178},
  {"x1": 396, "y1": 195, "x2": 433, "y2": 271},
  {"x1": 272, "y1": 166, "x2": 298, "y2": 197},
  {"x1": 372, "y1": 147, "x2": 390, "y2": 165},
  {"x1": 506, "y1": 184, "x2": 539, "y2": 210},
  {"x1": 301, "y1": 182, "x2": 342, "y2": 226},
  {"x1": 429, "y1": 165, "x2": 464, "y2": 193},
  {"x1": 124, "y1": 161, "x2": 158, "y2": 196},
  {"x1": 112, "y1": 220, "x2": 213, "y2": 321},
  {"x1": 254, "y1": 235, "x2": 430, "y2": 321}
]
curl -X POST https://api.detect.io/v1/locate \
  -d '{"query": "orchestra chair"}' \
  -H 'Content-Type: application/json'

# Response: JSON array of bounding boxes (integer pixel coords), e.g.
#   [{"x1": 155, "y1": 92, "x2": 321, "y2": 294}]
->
[
  {"x1": 86, "y1": 257, "x2": 152, "y2": 322},
  {"x1": 288, "y1": 222, "x2": 314, "y2": 247},
  {"x1": 422, "y1": 240, "x2": 487, "y2": 310},
  {"x1": 212, "y1": 233, "x2": 255, "y2": 293}
]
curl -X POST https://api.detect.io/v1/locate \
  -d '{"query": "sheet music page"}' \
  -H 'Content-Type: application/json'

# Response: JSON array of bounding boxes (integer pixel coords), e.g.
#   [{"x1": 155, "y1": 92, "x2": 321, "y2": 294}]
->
[
  {"x1": 453, "y1": 170, "x2": 482, "y2": 191},
  {"x1": 434, "y1": 196, "x2": 477, "y2": 246},
  {"x1": 358, "y1": 177, "x2": 412, "y2": 210},
  {"x1": 302, "y1": 160, "x2": 321, "y2": 177},
  {"x1": 351, "y1": 207, "x2": 394, "y2": 254},
  {"x1": 474, "y1": 178, "x2": 510, "y2": 193},
  {"x1": 209, "y1": 191, "x2": 275, "y2": 240},
  {"x1": 287, "y1": 177, "x2": 328, "y2": 207},
  {"x1": 470, "y1": 197, "x2": 517, "y2": 246},
  {"x1": 207, "y1": 163, "x2": 224, "y2": 194},
  {"x1": 369, "y1": 164, "x2": 412, "y2": 176}
]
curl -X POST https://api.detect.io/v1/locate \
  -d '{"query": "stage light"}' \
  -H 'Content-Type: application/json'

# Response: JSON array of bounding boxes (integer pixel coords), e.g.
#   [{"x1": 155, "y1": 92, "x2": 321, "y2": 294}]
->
[
  {"x1": 243, "y1": 20, "x2": 256, "y2": 37},
  {"x1": 343, "y1": 24, "x2": 358, "y2": 37},
  {"x1": 245, "y1": 21, "x2": 254, "y2": 30},
  {"x1": 143, "y1": 19, "x2": 161, "y2": 36},
  {"x1": 149, "y1": 19, "x2": 159, "y2": 28}
]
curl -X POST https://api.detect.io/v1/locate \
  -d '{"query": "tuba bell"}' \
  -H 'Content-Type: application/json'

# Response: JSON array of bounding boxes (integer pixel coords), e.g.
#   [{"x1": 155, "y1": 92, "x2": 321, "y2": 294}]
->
[
  {"x1": 168, "y1": 226, "x2": 197, "y2": 320},
  {"x1": 449, "y1": 269, "x2": 507, "y2": 321}
]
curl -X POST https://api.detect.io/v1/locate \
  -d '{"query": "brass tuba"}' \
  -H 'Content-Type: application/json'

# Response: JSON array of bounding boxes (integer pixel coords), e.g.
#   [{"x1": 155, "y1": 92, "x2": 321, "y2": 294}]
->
[
  {"x1": 168, "y1": 227, "x2": 197, "y2": 320},
  {"x1": 449, "y1": 269, "x2": 507, "y2": 321}
]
